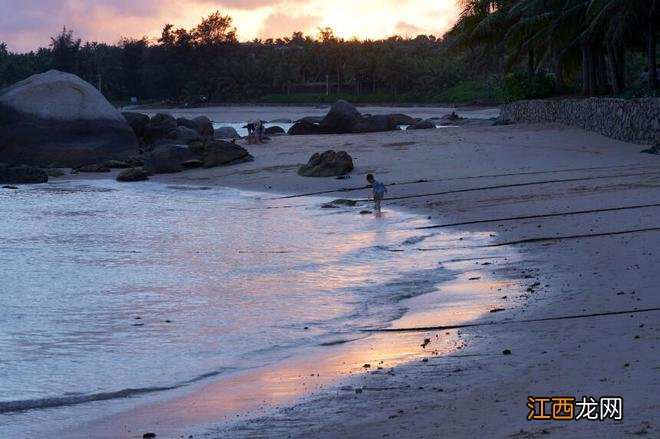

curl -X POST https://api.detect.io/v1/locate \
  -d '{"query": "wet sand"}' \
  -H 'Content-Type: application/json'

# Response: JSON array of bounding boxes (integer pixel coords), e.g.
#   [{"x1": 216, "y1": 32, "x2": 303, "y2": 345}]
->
[{"x1": 75, "y1": 116, "x2": 660, "y2": 437}]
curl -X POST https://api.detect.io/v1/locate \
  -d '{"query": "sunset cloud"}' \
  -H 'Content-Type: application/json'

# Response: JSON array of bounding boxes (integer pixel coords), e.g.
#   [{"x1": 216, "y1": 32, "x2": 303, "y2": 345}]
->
[{"x1": 0, "y1": 0, "x2": 460, "y2": 52}]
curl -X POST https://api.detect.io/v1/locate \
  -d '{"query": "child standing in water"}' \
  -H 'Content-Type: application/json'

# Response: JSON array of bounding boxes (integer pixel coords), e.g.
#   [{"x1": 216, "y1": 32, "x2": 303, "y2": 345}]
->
[{"x1": 366, "y1": 174, "x2": 387, "y2": 213}]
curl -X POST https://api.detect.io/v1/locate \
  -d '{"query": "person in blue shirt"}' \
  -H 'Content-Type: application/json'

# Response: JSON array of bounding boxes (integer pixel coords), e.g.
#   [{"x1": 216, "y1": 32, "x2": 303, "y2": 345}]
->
[{"x1": 366, "y1": 174, "x2": 387, "y2": 213}]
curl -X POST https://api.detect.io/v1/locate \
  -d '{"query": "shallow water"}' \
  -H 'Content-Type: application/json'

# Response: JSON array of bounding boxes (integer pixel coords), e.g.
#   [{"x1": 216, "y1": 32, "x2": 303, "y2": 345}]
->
[{"x1": 0, "y1": 180, "x2": 476, "y2": 437}]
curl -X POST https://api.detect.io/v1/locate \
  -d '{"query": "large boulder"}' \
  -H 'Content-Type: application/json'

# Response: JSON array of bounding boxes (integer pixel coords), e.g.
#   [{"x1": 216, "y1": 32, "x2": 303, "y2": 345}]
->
[
  {"x1": 203, "y1": 140, "x2": 253, "y2": 168},
  {"x1": 0, "y1": 70, "x2": 138, "y2": 167},
  {"x1": 176, "y1": 117, "x2": 199, "y2": 132},
  {"x1": 407, "y1": 119, "x2": 437, "y2": 130},
  {"x1": 214, "y1": 126, "x2": 240, "y2": 139},
  {"x1": 0, "y1": 165, "x2": 48, "y2": 184},
  {"x1": 351, "y1": 115, "x2": 397, "y2": 133},
  {"x1": 319, "y1": 100, "x2": 364, "y2": 134},
  {"x1": 143, "y1": 113, "x2": 177, "y2": 145},
  {"x1": 298, "y1": 150, "x2": 354, "y2": 177},
  {"x1": 143, "y1": 144, "x2": 193, "y2": 174},
  {"x1": 122, "y1": 112, "x2": 150, "y2": 140},
  {"x1": 288, "y1": 121, "x2": 321, "y2": 135},
  {"x1": 173, "y1": 126, "x2": 202, "y2": 144}
]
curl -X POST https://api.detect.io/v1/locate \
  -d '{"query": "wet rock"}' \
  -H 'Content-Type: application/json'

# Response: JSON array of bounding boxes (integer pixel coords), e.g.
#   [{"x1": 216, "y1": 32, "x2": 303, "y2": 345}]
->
[
  {"x1": 270, "y1": 118, "x2": 292, "y2": 123},
  {"x1": 321, "y1": 203, "x2": 339, "y2": 209},
  {"x1": 143, "y1": 433, "x2": 156, "y2": 439},
  {"x1": 490, "y1": 308, "x2": 506, "y2": 313},
  {"x1": 502, "y1": 349, "x2": 512, "y2": 355},
  {"x1": 331, "y1": 199, "x2": 357, "y2": 206},
  {"x1": 116, "y1": 168, "x2": 149, "y2": 182},
  {"x1": 359, "y1": 210, "x2": 372, "y2": 215},
  {"x1": 298, "y1": 150, "x2": 354, "y2": 177},
  {"x1": 2, "y1": 185, "x2": 18, "y2": 189},
  {"x1": 173, "y1": 126, "x2": 202, "y2": 144}
]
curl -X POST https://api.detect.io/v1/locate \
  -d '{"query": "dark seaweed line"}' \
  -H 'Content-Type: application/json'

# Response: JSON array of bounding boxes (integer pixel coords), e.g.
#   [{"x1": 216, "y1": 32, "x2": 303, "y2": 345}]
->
[
  {"x1": 416, "y1": 203, "x2": 660, "y2": 230},
  {"x1": 363, "y1": 170, "x2": 660, "y2": 203},
  {"x1": 274, "y1": 164, "x2": 654, "y2": 200},
  {"x1": 363, "y1": 307, "x2": 660, "y2": 333}
]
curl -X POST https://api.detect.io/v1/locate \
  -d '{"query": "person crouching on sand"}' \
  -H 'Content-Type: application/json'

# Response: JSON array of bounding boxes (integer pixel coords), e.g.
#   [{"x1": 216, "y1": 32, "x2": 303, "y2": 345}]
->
[{"x1": 367, "y1": 174, "x2": 387, "y2": 213}]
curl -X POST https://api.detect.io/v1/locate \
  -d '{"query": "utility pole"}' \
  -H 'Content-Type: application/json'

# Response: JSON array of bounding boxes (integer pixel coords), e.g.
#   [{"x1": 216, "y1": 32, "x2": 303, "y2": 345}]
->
[{"x1": 97, "y1": 74, "x2": 102, "y2": 94}]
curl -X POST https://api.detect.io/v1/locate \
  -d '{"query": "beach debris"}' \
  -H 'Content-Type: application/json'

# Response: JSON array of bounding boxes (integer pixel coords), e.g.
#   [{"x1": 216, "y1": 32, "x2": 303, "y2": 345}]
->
[
  {"x1": 116, "y1": 168, "x2": 149, "y2": 182},
  {"x1": 362, "y1": 363, "x2": 371, "y2": 369},
  {"x1": 421, "y1": 338, "x2": 431, "y2": 348},
  {"x1": 298, "y1": 150, "x2": 354, "y2": 177},
  {"x1": 502, "y1": 349, "x2": 512, "y2": 355},
  {"x1": 2, "y1": 185, "x2": 18, "y2": 189},
  {"x1": 142, "y1": 433, "x2": 156, "y2": 439},
  {"x1": 331, "y1": 199, "x2": 358, "y2": 206},
  {"x1": 359, "y1": 210, "x2": 372, "y2": 215},
  {"x1": 490, "y1": 308, "x2": 506, "y2": 313},
  {"x1": 469, "y1": 277, "x2": 481, "y2": 280}
]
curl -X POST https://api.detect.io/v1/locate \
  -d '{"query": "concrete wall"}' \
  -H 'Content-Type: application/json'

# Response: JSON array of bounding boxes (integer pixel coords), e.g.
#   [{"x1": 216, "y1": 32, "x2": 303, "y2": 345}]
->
[{"x1": 501, "y1": 98, "x2": 660, "y2": 145}]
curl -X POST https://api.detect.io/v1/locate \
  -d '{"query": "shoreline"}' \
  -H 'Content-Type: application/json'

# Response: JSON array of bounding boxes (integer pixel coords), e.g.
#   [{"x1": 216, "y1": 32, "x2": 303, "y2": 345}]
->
[{"x1": 59, "y1": 120, "x2": 660, "y2": 437}]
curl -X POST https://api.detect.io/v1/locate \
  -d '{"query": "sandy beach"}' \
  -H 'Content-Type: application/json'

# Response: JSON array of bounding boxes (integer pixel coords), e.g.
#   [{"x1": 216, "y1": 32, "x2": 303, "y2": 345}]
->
[{"x1": 64, "y1": 112, "x2": 660, "y2": 438}]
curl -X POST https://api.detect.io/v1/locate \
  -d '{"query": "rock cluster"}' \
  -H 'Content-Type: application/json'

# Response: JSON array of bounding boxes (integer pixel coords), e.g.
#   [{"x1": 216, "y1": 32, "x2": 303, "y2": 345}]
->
[{"x1": 501, "y1": 98, "x2": 660, "y2": 145}]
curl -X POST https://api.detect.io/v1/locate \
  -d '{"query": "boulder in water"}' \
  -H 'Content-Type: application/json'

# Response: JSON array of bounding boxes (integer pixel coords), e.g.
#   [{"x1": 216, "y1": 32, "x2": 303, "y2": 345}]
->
[
  {"x1": 298, "y1": 150, "x2": 354, "y2": 177},
  {"x1": 0, "y1": 166, "x2": 48, "y2": 184},
  {"x1": 0, "y1": 70, "x2": 138, "y2": 167}
]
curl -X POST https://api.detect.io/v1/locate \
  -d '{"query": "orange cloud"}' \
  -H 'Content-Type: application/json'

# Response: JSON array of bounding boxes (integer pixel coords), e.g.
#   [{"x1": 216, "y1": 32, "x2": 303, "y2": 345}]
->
[{"x1": 1, "y1": 0, "x2": 460, "y2": 52}]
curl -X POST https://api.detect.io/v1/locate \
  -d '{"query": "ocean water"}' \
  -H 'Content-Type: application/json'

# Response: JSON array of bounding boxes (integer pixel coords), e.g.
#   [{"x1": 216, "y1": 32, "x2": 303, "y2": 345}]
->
[{"x1": 0, "y1": 180, "x2": 462, "y2": 437}]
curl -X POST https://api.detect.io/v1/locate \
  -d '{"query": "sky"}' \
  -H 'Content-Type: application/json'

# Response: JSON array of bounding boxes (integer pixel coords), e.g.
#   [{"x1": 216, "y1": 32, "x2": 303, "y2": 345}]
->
[{"x1": 0, "y1": 0, "x2": 460, "y2": 52}]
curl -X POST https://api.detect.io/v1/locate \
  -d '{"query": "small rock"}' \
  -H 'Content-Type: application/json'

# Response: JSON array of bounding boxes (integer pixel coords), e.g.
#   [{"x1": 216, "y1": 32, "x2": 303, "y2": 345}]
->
[
  {"x1": 359, "y1": 210, "x2": 372, "y2": 215},
  {"x1": 2, "y1": 185, "x2": 18, "y2": 189},
  {"x1": 104, "y1": 160, "x2": 131, "y2": 169},
  {"x1": 355, "y1": 388, "x2": 363, "y2": 394},
  {"x1": 143, "y1": 433, "x2": 156, "y2": 439},
  {"x1": 45, "y1": 168, "x2": 65, "y2": 177},
  {"x1": 502, "y1": 349, "x2": 512, "y2": 355},
  {"x1": 74, "y1": 164, "x2": 110, "y2": 173},
  {"x1": 490, "y1": 308, "x2": 506, "y2": 313}
]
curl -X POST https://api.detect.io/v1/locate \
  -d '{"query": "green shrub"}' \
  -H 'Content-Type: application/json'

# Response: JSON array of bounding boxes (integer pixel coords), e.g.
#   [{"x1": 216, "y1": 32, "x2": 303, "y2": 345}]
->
[{"x1": 502, "y1": 72, "x2": 555, "y2": 102}]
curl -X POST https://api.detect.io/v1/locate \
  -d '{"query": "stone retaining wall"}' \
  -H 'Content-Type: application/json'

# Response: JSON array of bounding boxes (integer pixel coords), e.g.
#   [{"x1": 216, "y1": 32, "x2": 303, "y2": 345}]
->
[{"x1": 501, "y1": 98, "x2": 660, "y2": 145}]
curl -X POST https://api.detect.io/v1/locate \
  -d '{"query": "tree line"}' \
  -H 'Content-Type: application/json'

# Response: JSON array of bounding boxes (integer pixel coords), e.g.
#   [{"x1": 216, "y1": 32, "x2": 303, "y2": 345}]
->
[{"x1": 0, "y1": 5, "x2": 656, "y2": 104}]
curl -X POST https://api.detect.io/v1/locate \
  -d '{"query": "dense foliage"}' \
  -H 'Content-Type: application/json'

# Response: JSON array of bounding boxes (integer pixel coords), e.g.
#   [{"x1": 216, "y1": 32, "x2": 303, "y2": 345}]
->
[{"x1": 449, "y1": 0, "x2": 659, "y2": 99}]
